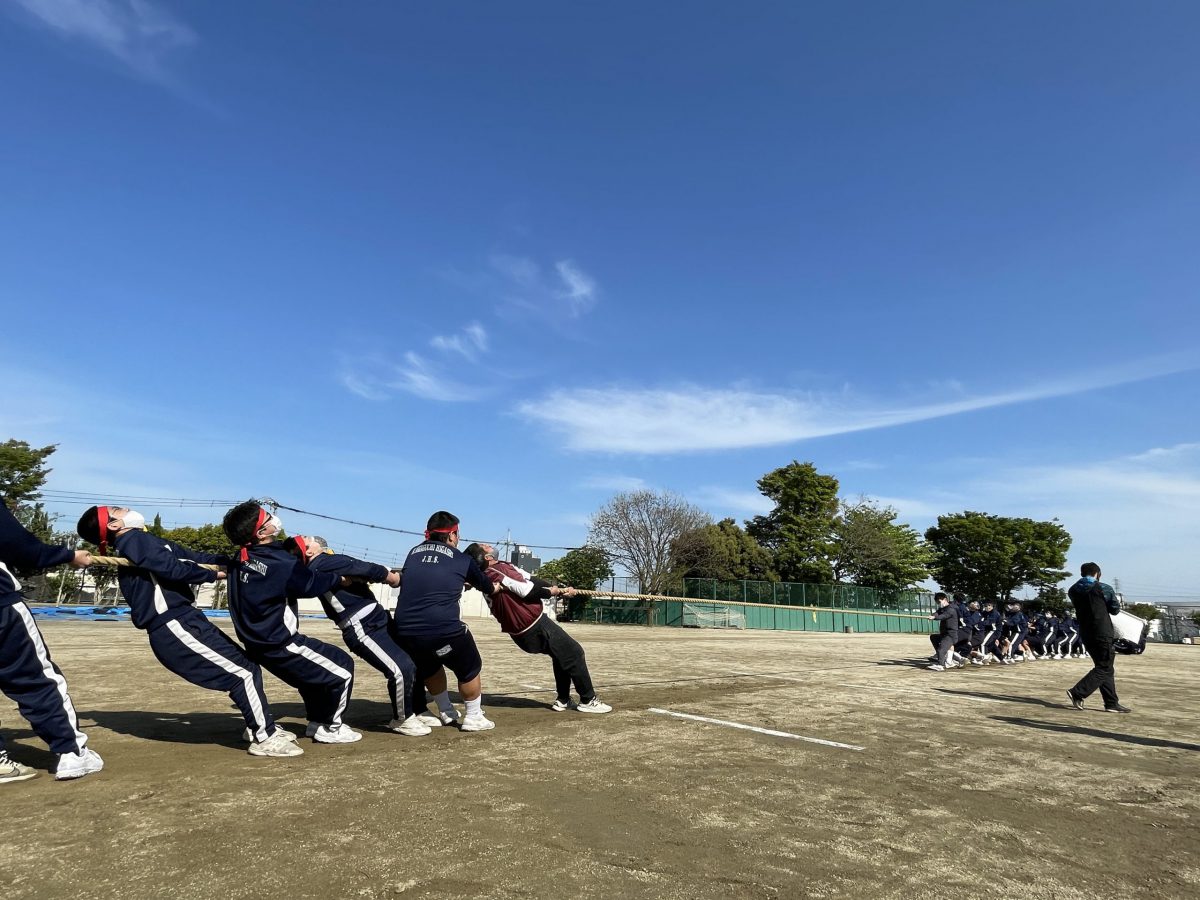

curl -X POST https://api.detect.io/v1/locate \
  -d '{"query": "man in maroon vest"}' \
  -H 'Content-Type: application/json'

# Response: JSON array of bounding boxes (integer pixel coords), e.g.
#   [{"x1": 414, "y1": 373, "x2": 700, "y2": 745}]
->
[{"x1": 465, "y1": 543, "x2": 611, "y2": 714}]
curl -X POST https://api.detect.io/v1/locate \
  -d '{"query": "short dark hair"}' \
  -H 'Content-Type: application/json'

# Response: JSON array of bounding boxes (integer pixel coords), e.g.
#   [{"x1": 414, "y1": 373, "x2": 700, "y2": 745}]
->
[
  {"x1": 934, "y1": 592, "x2": 948, "y2": 602},
  {"x1": 953, "y1": 593, "x2": 966, "y2": 604},
  {"x1": 1080, "y1": 562, "x2": 1101, "y2": 578},
  {"x1": 76, "y1": 506, "x2": 102, "y2": 545},
  {"x1": 223, "y1": 500, "x2": 264, "y2": 547},
  {"x1": 464, "y1": 543, "x2": 487, "y2": 566},
  {"x1": 425, "y1": 510, "x2": 459, "y2": 544}
]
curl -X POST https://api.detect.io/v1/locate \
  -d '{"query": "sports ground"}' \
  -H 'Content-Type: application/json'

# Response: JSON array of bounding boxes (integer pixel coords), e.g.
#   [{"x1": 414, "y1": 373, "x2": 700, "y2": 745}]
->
[{"x1": 3, "y1": 617, "x2": 1198, "y2": 900}]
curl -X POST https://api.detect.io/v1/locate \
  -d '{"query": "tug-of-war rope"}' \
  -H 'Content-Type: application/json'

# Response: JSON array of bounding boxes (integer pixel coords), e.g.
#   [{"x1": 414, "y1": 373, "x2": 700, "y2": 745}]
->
[{"x1": 76, "y1": 555, "x2": 929, "y2": 621}]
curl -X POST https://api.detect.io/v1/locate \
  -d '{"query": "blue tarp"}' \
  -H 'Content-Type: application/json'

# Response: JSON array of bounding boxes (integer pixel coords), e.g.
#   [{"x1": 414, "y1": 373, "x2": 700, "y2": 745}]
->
[{"x1": 27, "y1": 605, "x2": 321, "y2": 622}]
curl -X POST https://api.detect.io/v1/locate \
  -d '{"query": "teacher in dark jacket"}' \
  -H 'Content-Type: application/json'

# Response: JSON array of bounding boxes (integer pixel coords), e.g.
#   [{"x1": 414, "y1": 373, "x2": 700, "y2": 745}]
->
[{"x1": 1065, "y1": 562, "x2": 1130, "y2": 713}]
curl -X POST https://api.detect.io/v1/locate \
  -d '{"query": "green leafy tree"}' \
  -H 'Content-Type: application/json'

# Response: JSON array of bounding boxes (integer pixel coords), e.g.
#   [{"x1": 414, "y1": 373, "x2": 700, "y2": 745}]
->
[
  {"x1": 829, "y1": 498, "x2": 931, "y2": 592},
  {"x1": 160, "y1": 523, "x2": 239, "y2": 558},
  {"x1": 1027, "y1": 585, "x2": 1068, "y2": 616},
  {"x1": 670, "y1": 518, "x2": 775, "y2": 583},
  {"x1": 148, "y1": 513, "x2": 166, "y2": 537},
  {"x1": 746, "y1": 461, "x2": 839, "y2": 583},
  {"x1": 924, "y1": 512, "x2": 1071, "y2": 604},
  {"x1": 1125, "y1": 602, "x2": 1160, "y2": 621},
  {"x1": 588, "y1": 490, "x2": 711, "y2": 595},
  {"x1": 536, "y1": 546, "x2": 615, "y2": 621},
  {"x1": 1190, "y1": 611, "x2": 1200, "y2": 628},
  {"x1": 0, "y1": 439, "x2": 56, "y2": 507}
]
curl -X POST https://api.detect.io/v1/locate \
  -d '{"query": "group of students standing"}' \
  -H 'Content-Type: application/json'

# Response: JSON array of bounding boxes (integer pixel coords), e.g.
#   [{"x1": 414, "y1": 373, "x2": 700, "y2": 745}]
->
[
  {"x1": 926, "y1": 562, "x2": 1133, "y2": 714},
  {"x1": 0, "y1": 499, "x2": 611, "y2": 785},
  {"x1": 927, "y1": 595, "x2": 1086, "y2": 671}
]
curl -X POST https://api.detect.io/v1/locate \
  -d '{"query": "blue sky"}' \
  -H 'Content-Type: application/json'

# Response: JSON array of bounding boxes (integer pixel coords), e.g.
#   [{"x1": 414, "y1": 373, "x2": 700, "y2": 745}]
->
[{"x1": 2, "y1": 1, "x2": 1197, "y2": 601}]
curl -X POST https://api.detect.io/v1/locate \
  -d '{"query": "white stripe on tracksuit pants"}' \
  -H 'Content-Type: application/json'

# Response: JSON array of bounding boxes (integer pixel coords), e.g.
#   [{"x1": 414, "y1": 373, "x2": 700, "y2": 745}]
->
[
  {"x1": 0, "y1": 601, "x2": 88, "y2": 755},
  {"x1": 247, "y1": 634, "x2": 355, "y2": 728},
  {"x1": 342, "y1": 613, "x2": 416, "y2": 721},
  {"x1": 146, "y1": 608, "x2": 275, "y2": 742}
]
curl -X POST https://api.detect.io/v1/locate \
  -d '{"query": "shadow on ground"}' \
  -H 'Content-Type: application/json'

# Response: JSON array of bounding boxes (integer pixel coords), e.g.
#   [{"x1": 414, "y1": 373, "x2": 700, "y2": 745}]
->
[
  {"x1": 991, "y1": 715, "x2": 1200, "y2": 752},
  {"x1": 936, "y1": 688, "x2": 1068, "y2": 709}
]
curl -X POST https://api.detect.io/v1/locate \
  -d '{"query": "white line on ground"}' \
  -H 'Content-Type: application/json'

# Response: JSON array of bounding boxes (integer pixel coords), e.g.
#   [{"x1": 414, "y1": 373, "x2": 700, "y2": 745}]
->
[
  {"x1": 647, "y1": 707, "x2": 865, "y2": 751},
  {"x1": 835, "y1": 683, "x2": 1000, "y2": 703},
  {"x1": 519, "y1": 683, "x2": 548, "y2": 692}
]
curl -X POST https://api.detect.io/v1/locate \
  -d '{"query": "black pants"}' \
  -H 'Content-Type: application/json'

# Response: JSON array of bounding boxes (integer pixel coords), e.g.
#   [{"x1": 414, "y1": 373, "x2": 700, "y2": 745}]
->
[
  {"x1": 934, "y1": 633, "x2": 956, "y2": 667},
  {"x1": 247, "y1": 635, "x2": 354, "y2": 727},
  {"x1": 511, "y1": 616, "x2": 595, "y2": 703},
  {"x1": 1071, "y1": 638, "x2": 1118, "y2": 707}
]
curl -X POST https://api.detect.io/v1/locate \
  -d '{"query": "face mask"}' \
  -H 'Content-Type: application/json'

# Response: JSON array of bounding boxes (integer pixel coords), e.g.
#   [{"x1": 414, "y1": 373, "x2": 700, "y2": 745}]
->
[
  {"x1": 120, "y1": 510, "x2": 146, "y2": 530},
  {"x1": 266, "y1": 514, "x2": 283, "y2": 536},
  {"x1": 1083, "y1": 576, "x2": 1096, "y2": 584}
]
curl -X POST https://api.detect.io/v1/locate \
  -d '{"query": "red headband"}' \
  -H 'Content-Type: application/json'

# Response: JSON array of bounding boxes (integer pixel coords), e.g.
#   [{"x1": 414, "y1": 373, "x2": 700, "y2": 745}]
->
[
  {"x1": 293, "y1": 535, "x2": 309, "y2": 561},
  {"x1": 239, "y1": 508, "x2": 269, "y2": 562},
  {"x1": 95, "y1": 505, "x2": 110, "y2": 554},
  {"x1": 424, "y1": 525, "x2": 459, "y2": 540}
]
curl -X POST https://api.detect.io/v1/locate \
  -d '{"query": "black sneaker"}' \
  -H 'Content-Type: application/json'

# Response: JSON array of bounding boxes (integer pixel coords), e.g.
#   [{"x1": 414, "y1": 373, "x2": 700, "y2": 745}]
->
[
  {"x1": 1103, "y1": 703, "x2": 1131, "y2": 714},
  {"x1": 1065, "y1": 690, "x2": 1085, "y2": 710}
]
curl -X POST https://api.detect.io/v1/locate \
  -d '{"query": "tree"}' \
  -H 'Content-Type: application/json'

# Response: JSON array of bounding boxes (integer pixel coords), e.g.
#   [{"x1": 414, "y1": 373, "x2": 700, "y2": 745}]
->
[
  {"x1": 924, "y1": 512, "x2": 1071, "y2": 604},
  {"x1": 536, "y1": 546, "x2": 614, "y2": 590},
  {"x1": 537, "y1": 546, "x2": 615, "y2": 622},
  {"x1": 160, "y1": 524, "x2": 239, "y2": 558},
  {"x1": 1190, "y1": 611, "x2": 1200, "y2": 629},
  {"x1": 1125, "y1": 603, "x2": 1160, "y2": 622},
  {"x1": 828, "y1": 498, "x2": 931, "y2": 592},
  {"x1": 1027, "y1": 585, "x2": 1068, "y2": 616},
  {"x1": 587, "y1": 490, "x2": 711, "y2": 595},
  {"x1": 670, "y1": 518, "x2": 775, "y2": 583},
  {"x1": 148, "y1": 513, "x2": 166, "y2": 537},
  {"x1": 0, "y1": 439, "x2": 56, "y2": 507},
  {"x1": 746, "y1": 461, "x2": 839, "y2": 583}
]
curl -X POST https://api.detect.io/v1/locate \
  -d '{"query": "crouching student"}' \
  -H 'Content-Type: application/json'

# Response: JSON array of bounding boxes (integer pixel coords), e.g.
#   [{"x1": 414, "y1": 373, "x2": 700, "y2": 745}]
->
[
  {"x1": 465, "y1": 543, "x2": 611, "y2": 714},
  {"x1": 77, "y1": 506, "x2": 300, "y2": 758},
  {"x1": 283, "y1": 535, "x2": 430, "y2": 737},
  {"x1": 1, "y1": 500, "x2": 101, "y2": 783},
  {"x1": 392, "y1": 512, "x2": 504, "y2": 733},
  {"x1": 926, "y1": 592, "x2": 959, "y2": 671},
  {"x1": 222, "y1": 501, "x2": 360, "y2": 744}
]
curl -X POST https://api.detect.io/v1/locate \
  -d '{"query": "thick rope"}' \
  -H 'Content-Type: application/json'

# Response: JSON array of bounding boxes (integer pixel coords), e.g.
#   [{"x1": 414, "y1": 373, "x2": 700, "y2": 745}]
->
[{"x1": 88, "y1": 554, "x2": 223, "y2": 572}]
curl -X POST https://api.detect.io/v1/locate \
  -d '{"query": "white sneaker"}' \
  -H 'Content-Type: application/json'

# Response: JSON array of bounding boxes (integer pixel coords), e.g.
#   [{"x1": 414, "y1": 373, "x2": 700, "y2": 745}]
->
[
  {"x1": 437, "y1": 708, "x2": 460, "y2": 726},
  {"x1": 928, "y1": 664, "x2": 945, "y2": 672},
  {"x1": 414, "y1": 711, "x2": 443, "y2": 727},
  {"x1": 389, "y1": 715, "x2": 432, "y2": 737},
  {"x1": 55, "y1": 748, "x2": 104, "y2": 780},
  {"x1": 551, "y1": 698, "x2": 572, "y2": 712},
  {"x1": 460, "y1": 713, "x2": 495, "y2": 732},
  {"x1": 243, "y1": 726, "x2": 298, "y2": 744},
  {"x1": 248, "y1": 730, "x2": 304, "y2": 757},
  {"x1": 970, "y1": 658, "x2": 984, "y2": 666},
  {"x1": 307, "y1": 723, "x2": 363, "y2": 744},
  {"x1": 0, "y1": 751, "x2": 38, "y2": 784},
  {"x1": 576, "y1": 698, "x2": 612, "y2": 714}
]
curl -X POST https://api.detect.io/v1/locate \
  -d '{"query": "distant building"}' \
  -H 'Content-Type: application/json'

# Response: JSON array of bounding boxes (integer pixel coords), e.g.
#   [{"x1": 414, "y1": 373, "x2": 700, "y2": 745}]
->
[{"x1": 511, "y1": 544, "x2": 541, "y2": 572}]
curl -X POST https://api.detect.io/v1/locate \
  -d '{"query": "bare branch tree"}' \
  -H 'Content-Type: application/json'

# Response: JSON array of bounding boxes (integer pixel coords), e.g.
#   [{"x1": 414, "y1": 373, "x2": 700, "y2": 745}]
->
[{"x1": 587, "y1": 490, "x2": 711, "y2": 595}]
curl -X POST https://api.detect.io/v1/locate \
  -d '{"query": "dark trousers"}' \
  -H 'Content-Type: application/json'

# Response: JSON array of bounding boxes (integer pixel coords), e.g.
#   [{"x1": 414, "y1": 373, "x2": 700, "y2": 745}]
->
[
  {"x1": 147, "y1": 608, "x2": 276, "y2": 742},
  {"x1": 343, "y1": 619, "x2": 417, "y2": 721},
  {"x1": 0, "y1": 602, "x2": 87, "y2": 755},
  {"x1": 512, "y1": 616, "x2": 595, "y2": 703},
  {"x1": 935, "y1": 633, "x2": 956, "y2": 667},
  {"x1": 248, "y1": 634, "x2": 354, "y2": 727},
  {"x1": 1071, "y1": 638, "x2": 1119, "y2": 707}
]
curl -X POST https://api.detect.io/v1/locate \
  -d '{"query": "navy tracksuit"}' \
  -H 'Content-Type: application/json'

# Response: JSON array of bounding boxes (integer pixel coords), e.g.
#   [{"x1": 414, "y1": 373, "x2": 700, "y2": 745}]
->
[
  {"x1": 0, "y1": 501, "x2": 88, "y2": 756},
  {"x1": 1005, "y1": 611, "x2": 1029, "y2": 658},
  {"x1": 228, "y1": 542, "x2": 354, "y2": 727},
  {"x1": 977, "y1": 609, "x2": 1003, "y2": 658},
  {"x1": 112, "y1": 529, "x2": 278, "y2": 742},
  {"x1": 307, "y1": 552, "x2": 418, "y2": 721}
]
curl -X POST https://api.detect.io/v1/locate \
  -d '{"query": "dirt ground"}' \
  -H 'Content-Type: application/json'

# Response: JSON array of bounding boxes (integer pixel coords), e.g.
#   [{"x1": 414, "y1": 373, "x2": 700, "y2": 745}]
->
[{"x1": 3, "y1": 615, "x2": 1197, "y2": 900}]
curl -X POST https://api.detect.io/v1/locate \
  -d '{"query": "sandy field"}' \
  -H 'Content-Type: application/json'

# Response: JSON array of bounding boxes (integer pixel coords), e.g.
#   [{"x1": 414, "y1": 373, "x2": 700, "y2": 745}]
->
[{"x1": 2, "y1": 615, "x2": 1197, "y2": 900}]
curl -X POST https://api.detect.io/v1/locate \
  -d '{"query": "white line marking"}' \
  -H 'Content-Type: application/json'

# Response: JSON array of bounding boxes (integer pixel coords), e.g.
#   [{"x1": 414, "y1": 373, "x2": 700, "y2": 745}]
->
[
  {"x1": 648, "y1": 708, "x2": 864, "y2": 751},
  {"x1": 520, "y1": 683, "x2": 548, "y2": 692},
  {"x1": 835, "y1": 683, "x2": 1000, "y2": 703}
]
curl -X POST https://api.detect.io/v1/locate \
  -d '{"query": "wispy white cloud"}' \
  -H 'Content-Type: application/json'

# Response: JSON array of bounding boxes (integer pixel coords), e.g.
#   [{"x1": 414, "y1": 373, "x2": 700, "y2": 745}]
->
[
  {"x1": 11, "y1": 0, "x2": 195, "y2": 82},
  {"x1": 430, "y1": 322, "x2": 488, "y2": 360},
  {"x1": 488, "y1": 253, "x2": 599, "y2": 321},
  {"x1": 691, "y1": 486, "x2": 773, "y2": 517},
  {"x1": 517, "y1": 355, "x2": 1197, "y2": 454},
  {"x1": 554, "y1": 260, "x2": 597, "y2": 316},
  {"x1": 579, "y1": 474, "x2": 648, "y2": 492}
]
